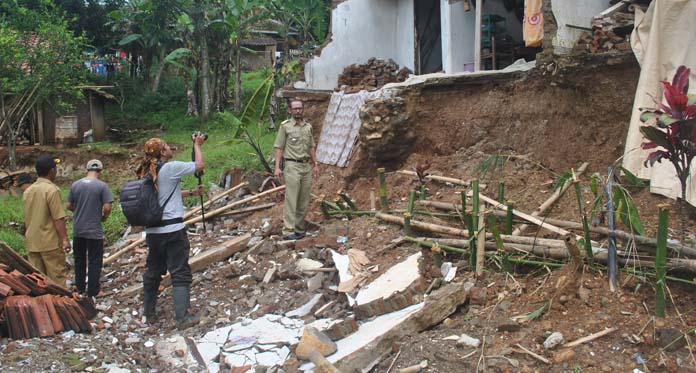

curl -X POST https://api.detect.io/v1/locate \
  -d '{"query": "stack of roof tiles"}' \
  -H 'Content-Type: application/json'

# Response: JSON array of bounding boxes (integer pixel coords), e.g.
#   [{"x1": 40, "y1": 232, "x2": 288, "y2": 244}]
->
[{"x1": 0, "y1": 242, "x2": 96, "y2": 339}]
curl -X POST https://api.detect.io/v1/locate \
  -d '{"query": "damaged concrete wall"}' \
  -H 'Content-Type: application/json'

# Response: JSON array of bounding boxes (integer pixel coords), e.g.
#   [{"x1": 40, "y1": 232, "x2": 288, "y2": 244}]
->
[
  {"x1": 302, "y1": 0, "x2": 415, "y2": 90},
  {"x1": 552, "y1": 0, "x2": 611, "y2": 54}
]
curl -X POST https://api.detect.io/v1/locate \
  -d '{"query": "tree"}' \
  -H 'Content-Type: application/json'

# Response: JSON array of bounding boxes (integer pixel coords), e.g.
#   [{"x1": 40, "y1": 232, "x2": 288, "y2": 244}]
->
[{"x1": 0, "y1": 6, "x2": 85, "y2": 170}]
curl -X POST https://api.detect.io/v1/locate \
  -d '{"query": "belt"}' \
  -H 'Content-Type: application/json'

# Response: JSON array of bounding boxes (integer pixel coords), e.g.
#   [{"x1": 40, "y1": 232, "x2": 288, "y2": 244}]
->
[
  {"x1": 284, "y1": 158, "x2": 310, "y2": 163},
  {"x1": 147, "y1": 217, "x2": 183, "y2": 228}
]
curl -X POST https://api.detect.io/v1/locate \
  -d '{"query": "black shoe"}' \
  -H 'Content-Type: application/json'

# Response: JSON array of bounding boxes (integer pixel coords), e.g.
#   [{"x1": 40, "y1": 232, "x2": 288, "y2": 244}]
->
[{"x1": 283, "y1": 232, "x2": 306, "y2": 240}]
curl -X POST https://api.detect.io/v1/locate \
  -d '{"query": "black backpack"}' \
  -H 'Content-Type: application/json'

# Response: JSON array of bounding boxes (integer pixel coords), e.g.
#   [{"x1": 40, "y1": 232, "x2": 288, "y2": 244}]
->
[{"x1": 120, "y1": 173, "x2": 179, "y2": 228}]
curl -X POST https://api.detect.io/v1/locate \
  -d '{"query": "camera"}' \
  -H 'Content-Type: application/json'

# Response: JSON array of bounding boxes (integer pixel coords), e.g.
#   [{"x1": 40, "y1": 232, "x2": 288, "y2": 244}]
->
[{"x1": 192, "y1": 131, "x2": 208, "y2": 141}]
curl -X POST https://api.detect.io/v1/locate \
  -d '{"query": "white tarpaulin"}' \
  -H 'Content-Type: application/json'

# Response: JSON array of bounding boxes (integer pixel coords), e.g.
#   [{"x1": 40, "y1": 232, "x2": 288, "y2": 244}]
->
[
  {"x1": 622, "y1": 0, "x2": 696, "y2": 205},
  {"x1": 316, "y1": 90, "x2": 380, "y2": 167}
]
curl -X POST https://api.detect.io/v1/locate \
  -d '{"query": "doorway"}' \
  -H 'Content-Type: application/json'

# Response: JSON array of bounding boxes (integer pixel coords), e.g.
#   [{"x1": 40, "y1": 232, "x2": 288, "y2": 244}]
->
[{"x1": 414, "y1": 0, "x2": 442, "y2": 74}]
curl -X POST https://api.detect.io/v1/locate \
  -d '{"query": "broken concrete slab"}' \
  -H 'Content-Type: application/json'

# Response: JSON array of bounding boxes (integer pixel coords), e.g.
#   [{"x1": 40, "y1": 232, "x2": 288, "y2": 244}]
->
[
  {"x1": 300, "y1": 281, "x2": 474, "y2": 372},
  {"x1": 354, "y1": 252, "x2": 421, "y2": 306}
]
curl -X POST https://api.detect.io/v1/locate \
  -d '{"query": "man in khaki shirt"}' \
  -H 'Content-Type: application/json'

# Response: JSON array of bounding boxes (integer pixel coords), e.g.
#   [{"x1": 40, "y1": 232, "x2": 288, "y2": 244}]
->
[
  {"x1": 274, "y1": 99, "x2": 320, "y2": 240},
  {"x1": 22, "y1": 155, "x2": 71, "y2": 287}
]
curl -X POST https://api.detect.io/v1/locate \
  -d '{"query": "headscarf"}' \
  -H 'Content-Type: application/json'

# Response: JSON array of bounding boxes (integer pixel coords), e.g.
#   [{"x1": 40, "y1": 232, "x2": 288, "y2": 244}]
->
[{"x1": 135, "y1": 138, "x2": 166, "y2": 190}]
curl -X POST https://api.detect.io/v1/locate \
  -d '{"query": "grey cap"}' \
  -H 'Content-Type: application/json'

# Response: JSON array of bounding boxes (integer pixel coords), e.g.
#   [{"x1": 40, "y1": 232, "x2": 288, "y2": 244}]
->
[{"x1": 86, "y1": 159, "x2": 103, "y2": 171}]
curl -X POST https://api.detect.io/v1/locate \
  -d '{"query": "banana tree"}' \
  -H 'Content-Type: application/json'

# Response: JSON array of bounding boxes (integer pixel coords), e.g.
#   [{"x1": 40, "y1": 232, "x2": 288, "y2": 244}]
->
[
  {"x1": 640, "y1": 65, "x2": 696, "y2": 239},
  {"x1": 226, "y1": 74, "x2": 274, "y2": 172}
]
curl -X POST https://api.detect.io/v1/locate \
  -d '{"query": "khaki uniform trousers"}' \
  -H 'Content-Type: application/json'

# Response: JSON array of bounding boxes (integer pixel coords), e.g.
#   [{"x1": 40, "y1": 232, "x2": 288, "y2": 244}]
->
[
  {"x1": 283, "y1": 161, "x2": 312, "y2": 235},
  {"x1": 28, "y1": 248, "x2": 67, "y2": 287}
]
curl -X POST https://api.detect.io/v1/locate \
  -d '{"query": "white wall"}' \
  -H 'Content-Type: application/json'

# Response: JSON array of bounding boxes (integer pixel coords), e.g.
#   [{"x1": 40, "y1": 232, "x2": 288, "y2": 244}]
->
[
  {"x1": 303, "y1": 0, "x2": 416, "y2": 90},
  {"x1": 396, "y1": 0, "x2": 415, "y2": 73},
  {"x1": 441, "y1": 0, "x2": 477, "y2": 73},
  {"x1": 552, "y1": 0, "x2": 611, "y2": 53}
]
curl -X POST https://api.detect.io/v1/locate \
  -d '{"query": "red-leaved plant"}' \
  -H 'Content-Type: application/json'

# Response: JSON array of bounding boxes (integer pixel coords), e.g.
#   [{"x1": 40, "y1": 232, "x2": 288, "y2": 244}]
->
[{"x1": 640, "y1": 65, "x2": 696, "y2": 238}]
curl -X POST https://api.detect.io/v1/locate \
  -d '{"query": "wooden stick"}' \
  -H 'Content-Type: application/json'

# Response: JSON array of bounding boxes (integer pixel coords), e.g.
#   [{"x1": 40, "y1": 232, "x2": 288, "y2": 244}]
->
[
  {"x1": 216, "y1": 202, "x2": 275, "y2": 217},
  {"x1": 512, "y1": 163, "x2": 588, "y2": 236},
  {"x1": 104, "y1": 187, "x2": 284, "y2": 265},
  {"x1": 183, "y1": 182, "x2": 248, "y2": 220},
  {"x1": 476, "y1": 213, "x2": 485, "y2": 275},
  {"x1": 378, "y1": 168, "x2": 388, "y2": 212},
  {"x1": 563, "y1": 327, "x2": 617, "y2": 348},
  {"x1": 397, "y1": 170, "x2": 475, "y2": 187},
  {"x1": 186, "y1": 185, "x2": 285, "y2": 225},
  {"x1": 514, "y1": 343, "x2": 550, "y2": 364}
]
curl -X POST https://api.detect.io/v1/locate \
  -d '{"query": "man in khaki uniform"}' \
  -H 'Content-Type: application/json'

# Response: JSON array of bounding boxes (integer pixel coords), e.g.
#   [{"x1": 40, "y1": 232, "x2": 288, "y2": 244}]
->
[
  {"x1": 22, "y1": 155, "x2": 71, "y2": 286},
  {"x1": 274, "y1": 99, "x2": 320, "y2": 240}
]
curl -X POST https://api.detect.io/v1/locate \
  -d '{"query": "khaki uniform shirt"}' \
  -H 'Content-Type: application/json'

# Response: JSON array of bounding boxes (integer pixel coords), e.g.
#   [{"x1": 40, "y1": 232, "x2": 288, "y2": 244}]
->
[
  {"x1": 274, "y1": 118, "x2": 315, "y2": 160},
  {"x1": 22, "y1": 177, "x2": 66, "y2": 252}
]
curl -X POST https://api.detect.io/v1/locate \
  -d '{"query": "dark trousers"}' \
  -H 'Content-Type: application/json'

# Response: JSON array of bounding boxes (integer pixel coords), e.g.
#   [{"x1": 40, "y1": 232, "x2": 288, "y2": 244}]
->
[
  {"x1": 73, "y1": 237, "x2": 104, "y2": 297},
  {"x1": 143, "y1": 228, "x2": 192, "y2": 296}
]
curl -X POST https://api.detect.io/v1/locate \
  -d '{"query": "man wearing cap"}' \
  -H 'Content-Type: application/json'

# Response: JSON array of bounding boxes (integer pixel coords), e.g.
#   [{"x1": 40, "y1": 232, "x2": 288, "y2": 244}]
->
[
  {"x1": 22, "y1": 155, "x2": 71, "y2": 286},
  {"x1": 67, "y1": 159, "x2": 113, "y2": 298}
]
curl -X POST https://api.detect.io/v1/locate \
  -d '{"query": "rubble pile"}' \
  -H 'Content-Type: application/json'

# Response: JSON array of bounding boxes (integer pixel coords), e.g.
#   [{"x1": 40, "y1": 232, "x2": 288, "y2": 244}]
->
[
  {"x1": 576, "y1": 2, "x2": 649, "y2": 53},
  {"x1": 0, "y1": 170, "x2": 32, "y2": 197},
  {"x1": 338, "y1": 58, "x2": 411, "y2": 93},
  {"x1": 0, "y1": 243, "x2": 97, "y2": 339}
]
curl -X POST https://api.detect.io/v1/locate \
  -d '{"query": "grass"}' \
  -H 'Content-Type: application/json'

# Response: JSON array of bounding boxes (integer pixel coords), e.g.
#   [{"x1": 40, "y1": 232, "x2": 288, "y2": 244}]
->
[
  {"x1": 0, "y1": 70, "x2": 277, "y2": 256},
  {"x1": 0, "y1": 188, "x2": 128, "y2": 256}
]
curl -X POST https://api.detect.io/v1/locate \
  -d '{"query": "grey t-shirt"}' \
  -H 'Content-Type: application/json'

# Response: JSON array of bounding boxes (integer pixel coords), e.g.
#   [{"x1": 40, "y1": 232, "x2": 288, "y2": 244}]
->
[
  {"x1": 68, "y1": 177, "x2": 114, "y2": 239},
  {"x1": 145, "y1": 161, "x2": 196, "y2": 235}
]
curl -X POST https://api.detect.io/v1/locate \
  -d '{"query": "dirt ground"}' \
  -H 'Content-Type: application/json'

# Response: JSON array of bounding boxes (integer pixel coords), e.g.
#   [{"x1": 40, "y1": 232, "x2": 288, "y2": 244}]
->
[{"x1": 2, "y1": 54, "x2": 696, "y2": 372}]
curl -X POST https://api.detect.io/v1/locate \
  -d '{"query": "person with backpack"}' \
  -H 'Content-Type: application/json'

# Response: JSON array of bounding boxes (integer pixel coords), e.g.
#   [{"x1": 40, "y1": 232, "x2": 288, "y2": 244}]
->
[
  {"x1": 67, "y1": 159, "x2": 113, "y2": 299},
  {"x1": 134, "y1": 135, "x2": 205, "y2": 329}
]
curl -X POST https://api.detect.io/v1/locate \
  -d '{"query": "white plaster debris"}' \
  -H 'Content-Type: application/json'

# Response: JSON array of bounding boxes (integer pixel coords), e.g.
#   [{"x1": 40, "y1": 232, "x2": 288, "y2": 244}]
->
[
  {"x1": 441, "y1": 262, "x2": 457, "y2": 282},
  {"x1": 286, "y1": 294, "x2": 323, "y2": 318},
  {"x1": 296, "y1": 258, "x2": 324, "y2": 272},
  {"x1": 189, "y1": 314, "x2": 304, "y2": 372},
  {"x1": 355, "y1": 252, "x2": 422, "y2": 306}
]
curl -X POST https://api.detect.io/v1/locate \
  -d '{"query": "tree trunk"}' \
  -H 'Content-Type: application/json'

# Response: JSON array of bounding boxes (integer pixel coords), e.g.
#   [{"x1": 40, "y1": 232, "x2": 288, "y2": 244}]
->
[
  {"x1": 234, "y1": 44, "x2": 242, "y2": 113},
  {"x1": 680, "y1": 178, "x2": 688, "y2": 242},
  {"x1": 187, "y1": 85, "x2": 199, "y2": 117},
  {"x1": 151, "y1": 49, "x2": 166, "y2": 93},
  {"x1": 200, "y1": 33, "x2": 211, "y2": 120},
  {"x1": 8, "y1": 129, "x2": 17, "y2": 171}
]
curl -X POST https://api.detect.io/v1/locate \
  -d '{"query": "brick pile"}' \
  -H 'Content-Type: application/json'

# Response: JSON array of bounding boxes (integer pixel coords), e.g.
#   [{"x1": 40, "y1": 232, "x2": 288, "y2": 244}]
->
[
  {"x1": 576, "y1": 9, "x2": 636, "y2": 53},
  {"x1": 338, "y1": 58, "x2": 411, "y2": 93},
  {"x1": 0, "y1": 242, "x2": 97, "y2": 339},
  {"x1": 352, "y1": 279, "x2": 425, "y2": 321}
]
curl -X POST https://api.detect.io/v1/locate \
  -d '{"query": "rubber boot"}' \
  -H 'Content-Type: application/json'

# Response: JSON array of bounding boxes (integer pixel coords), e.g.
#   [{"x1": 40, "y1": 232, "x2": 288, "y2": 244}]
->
[
  {"x1": 172, "y1": 286, "x2": 199, "y2": 330},
  {"x1": 143, "y1": 288, "x2": 157, "y2": 324}
]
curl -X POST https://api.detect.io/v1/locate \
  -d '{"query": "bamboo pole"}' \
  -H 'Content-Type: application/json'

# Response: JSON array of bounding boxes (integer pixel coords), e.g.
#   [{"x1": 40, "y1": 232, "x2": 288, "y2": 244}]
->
[
  {"x1": 511, "y1": 162, "x2": 589, "y2": 236},
  {"x1": 376, "y1": 212, "x2": 470, "y2": 237},
  {"x1": 404, "y1": 212, "x2": 412, "y2": 236},
  {"x1": 216, "y1": 202, "x2": 275, "y2": 217},
  {"x1": 606, "y1": 166, "x2": 618, "y2": 292},
  {"x1": 378, "y1": 168, "x2": 388, "y2": 211},
  {"x1": 656, "y1": 205, "x2": 669, "y2": 318},
  {"x1": 404, "y1": 236, "x2": 467, "y2": 254},
  {"x1": 183, "y1": 182, "x2": 248, "y2": 220},
  {"x1": 498, "y1": 182, "x2": 505, "y2": 203},
  {"x1": 186, "y1": 185, "x2": 285, "y2": 225},
  {"x1": 476, "y1": 212, "x2": 486, "y2": 275},
  {"x1": 472, "y1": 180, "x2": 480, "y2": 266},
  {"x1": 471, "y1": 192, "x2": 574, "y2": 237},
  {"x1": 396, "y1": 170, "x2": 472, "y2": 186},
  {"x1": 407, "y1": 191, "x2": 416, "y2": 215},
  {"x1": 505, "y1": 202, "x2": 514, "y2": 235}
]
